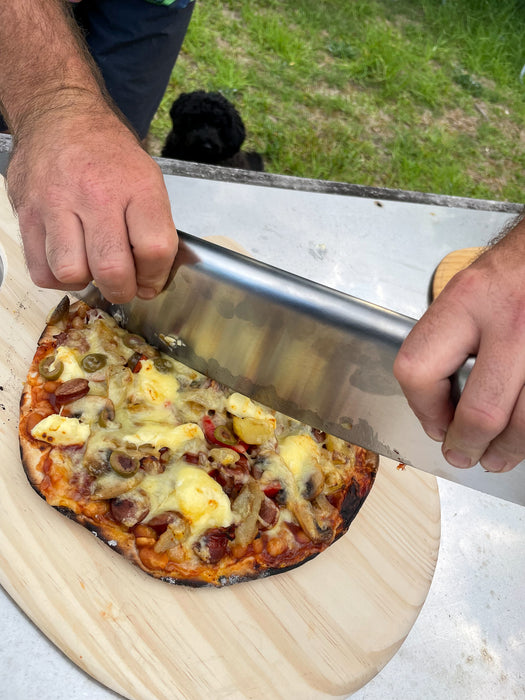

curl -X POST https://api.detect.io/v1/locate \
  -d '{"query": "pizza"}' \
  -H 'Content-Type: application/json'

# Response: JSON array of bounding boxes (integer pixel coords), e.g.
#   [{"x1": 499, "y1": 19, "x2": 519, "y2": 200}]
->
[{"x1": 19, "y1": 296, "x2": 378, "y2": 587}]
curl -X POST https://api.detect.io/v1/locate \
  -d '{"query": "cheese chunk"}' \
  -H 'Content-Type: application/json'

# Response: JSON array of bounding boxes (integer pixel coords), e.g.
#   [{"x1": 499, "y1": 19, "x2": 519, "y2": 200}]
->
[
  {"x1": 226, "y1": 393, "x2": 276, "y2": 446},
  {"x1": 131, "y1": 359, "x2": 179, "y2": 406},
  {"x1": 121, "y1": 422, "x2": 204, "y2": 452},
  {"x1": 141, "y1": 463, "x2": 234, "y2": 538},
  {"x1": 31, "y1": 414, "x2": 90, "y2": 446},
  {"x1": 279, "y1": 434, "x2": 320, "y2": 480},
  {"x1": 226, "y1": 393, "x2": 275, "y2": 423}
]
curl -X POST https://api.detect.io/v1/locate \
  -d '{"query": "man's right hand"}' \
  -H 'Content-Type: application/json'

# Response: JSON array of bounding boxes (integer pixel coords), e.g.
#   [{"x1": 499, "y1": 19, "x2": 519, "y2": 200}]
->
[{"x1": 7, "y1": 101, "x2": 178, "y2": 303}]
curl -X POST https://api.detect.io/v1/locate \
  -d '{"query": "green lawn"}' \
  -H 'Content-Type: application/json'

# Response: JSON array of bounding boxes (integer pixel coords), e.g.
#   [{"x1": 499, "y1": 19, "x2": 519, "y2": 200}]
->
[{"x1": 149, "y1": 0, "x2": 525, "y2": 203}]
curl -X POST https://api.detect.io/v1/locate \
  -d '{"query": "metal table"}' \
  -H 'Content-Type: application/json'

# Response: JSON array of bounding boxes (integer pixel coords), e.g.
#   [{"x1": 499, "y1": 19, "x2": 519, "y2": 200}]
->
[{"x1": 1, "y1": 138, "x2": 524, "y2": 699}]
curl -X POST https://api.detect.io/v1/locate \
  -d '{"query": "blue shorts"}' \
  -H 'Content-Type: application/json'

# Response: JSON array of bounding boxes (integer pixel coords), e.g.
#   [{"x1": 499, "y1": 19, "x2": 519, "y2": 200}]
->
[
  {"x1": 0, "y1": 0, "x2": 194, "y2": 139},
  {"x1": 73, "y1": 0, "x2": 195, "y2": 139}
]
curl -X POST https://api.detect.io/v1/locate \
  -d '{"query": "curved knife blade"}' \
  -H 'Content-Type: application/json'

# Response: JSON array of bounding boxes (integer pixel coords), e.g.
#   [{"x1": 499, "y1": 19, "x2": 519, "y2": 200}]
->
[{"x1": 77, "y1": 231, "x2": 523, "y2": 505}]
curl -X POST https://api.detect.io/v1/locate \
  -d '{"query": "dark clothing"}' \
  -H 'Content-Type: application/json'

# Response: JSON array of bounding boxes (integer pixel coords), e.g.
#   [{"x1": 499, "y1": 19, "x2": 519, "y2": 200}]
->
[
  {"x1": 0, "y1": 0, "x2": 194, "y2": 139},
  {"x1": 73, "y1": 0, "x2": 195, "y2": 139}
]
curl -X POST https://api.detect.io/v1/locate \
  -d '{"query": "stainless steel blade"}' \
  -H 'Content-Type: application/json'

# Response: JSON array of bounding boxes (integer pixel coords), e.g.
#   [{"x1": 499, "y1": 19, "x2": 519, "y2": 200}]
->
[{"x1": 78, "y1": 231, "x2": 524, "y2": 506}]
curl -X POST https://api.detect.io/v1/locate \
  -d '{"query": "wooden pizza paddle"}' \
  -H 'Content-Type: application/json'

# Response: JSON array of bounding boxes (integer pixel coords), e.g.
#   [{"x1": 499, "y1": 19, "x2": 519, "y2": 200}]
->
[{"x1": 0, "y1": 176, "x2": 440, "y2": 700}]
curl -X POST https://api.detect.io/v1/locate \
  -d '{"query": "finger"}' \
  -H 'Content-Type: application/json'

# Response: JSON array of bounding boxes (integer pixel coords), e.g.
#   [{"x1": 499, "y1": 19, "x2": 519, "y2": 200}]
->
[
  {"x1": 18, "y1": 207, "x2": 54, "y2": 286},
  {"x1": 442, "y1": 334, "x2": 525, "y2": 469},
  {"x1": 125, "y1": 188, "x2": 178, "y2": 300},
  {"x1": 83, "y1": 212, "x2": 137, "y2": 303},
  {"x1": 17, "y1": 206, "x2": 66, "y2": 289},
  {"x1": 394, "y1": 295, "x2": 479, "y2": 441},
  {"x1": 480, "y1": 383, "x2": 525, "y2": 473},
  {"x1": 43, "y1": 209, "x2": 91, "y2": 288}
]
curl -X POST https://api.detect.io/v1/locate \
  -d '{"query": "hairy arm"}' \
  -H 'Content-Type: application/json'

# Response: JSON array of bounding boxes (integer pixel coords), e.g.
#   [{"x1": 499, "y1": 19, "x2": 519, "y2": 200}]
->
[
  {"x1": 0, "y1": 0, "x2": 178, "y2": 302},
  {"x1": 394, "y1": 212, "x2": 525, "y2": 473}
]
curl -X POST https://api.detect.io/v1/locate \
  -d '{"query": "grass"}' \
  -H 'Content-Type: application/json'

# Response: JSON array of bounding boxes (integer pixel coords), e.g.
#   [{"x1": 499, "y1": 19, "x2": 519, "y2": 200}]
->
[{"x1": 149, "y1": 0, "x2": 525, "y2": 203}]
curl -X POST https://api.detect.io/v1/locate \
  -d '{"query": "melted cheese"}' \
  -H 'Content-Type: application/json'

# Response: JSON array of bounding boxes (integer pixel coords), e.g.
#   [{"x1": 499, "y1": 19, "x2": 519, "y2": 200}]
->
[
  {"x1": 140, "y1": 462, "x2": 234, "y2": 538},
  {"x1": 131, "y1": 359, "x2": 179, "y2": 406},
  {"x1": 54, "y1": 346, "x2": 83, "y2": 382},
  {"x1": 31, "y1": 414, "x2": 90, "y2": 446},
  {"x1": 86, "y1": 319, "x2": 125, "y2": 357},
  {"x1": 226, "y1": 393, "x2": 275, "y2": 425},
  {"x1": 107, "y1": 365, "x2": 133, "y2": 410},
  {"x1": 121, "y1": 421, "x2": 203, "y2": 452},
  {"x1": 68, "y1": 395, "x2": 109, "y2": 425},
  {"x1": 279, "y1": 434, "x2": 320, "y2": 481}
]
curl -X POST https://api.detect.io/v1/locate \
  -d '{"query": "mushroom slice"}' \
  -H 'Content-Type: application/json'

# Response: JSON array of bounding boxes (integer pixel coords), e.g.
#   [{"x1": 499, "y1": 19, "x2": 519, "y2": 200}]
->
[
  {"x1": 153, "y1": 514, "x2": 190, "y2": 553},
  {"x1": 301, "y1": 468, "x2": 324, "y2": 501},
  {"x1": 290, "y1": 498, "x2": 333, "y2": 544},
  {"x1": 231, "y1": 480, "x2": 263, "y2": 550},
  {"x1": 92, "y1": 470, "x2": 144, "y2": 499}
]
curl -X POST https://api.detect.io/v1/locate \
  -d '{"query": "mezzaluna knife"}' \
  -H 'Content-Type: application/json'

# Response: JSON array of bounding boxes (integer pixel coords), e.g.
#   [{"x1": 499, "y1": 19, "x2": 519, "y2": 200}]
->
[{"x1": 78, "y1": 231, "x2": 524, "y2": 506}]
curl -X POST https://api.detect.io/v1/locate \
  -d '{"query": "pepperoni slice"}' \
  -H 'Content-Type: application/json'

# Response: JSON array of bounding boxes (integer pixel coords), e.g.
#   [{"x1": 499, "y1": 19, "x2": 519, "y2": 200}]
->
[{"x1": 54, "y1": 378, "x2": 90, "y2": 405}]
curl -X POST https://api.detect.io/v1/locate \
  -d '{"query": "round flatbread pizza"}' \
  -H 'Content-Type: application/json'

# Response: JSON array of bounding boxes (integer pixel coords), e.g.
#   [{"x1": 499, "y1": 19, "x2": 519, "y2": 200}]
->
[{"x1": 19, "y1": 297, "x2": 378, "y2": 587}]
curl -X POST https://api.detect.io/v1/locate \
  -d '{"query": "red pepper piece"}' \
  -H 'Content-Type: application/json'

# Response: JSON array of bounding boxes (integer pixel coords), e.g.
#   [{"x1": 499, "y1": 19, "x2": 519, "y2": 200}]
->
[
  {"x1": 202, "y1": 415, "x2": 248, "y2": 454},
  {"x1": 262, "y1": 480, "x2": 282, "y2": 498}
]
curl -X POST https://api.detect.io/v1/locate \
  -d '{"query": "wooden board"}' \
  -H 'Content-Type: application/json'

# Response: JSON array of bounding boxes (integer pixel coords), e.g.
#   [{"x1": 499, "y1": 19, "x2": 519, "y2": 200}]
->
[
  {"x1": 431, "y1": 247, "x2": 485, "y2": 299},
  {"x1": 0, "y1": 177, "x2": 440, "y2": 700}
]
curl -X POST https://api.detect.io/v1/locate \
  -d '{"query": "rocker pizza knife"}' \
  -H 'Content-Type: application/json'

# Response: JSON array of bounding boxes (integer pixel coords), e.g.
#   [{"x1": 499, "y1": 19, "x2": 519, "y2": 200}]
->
[{"x1": 78, "y1": 231, "x2": 524, "y2": 506}]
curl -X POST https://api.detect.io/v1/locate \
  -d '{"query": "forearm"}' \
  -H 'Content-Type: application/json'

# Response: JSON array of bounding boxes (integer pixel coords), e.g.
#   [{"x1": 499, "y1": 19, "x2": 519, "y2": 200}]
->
[{"x1": 0, "y1": 0, "x2": 109, "y2": 137}]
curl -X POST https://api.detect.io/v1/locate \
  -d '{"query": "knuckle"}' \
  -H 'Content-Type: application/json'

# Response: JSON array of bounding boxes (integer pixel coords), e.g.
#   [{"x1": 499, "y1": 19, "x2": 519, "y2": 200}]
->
[
  {"x1": 137, "y1": 238, "x2": 175, "y2": 268},
  {"x1": 50, "y1": 263, "x2": 74, "y2": 284},
  {"x1": 444, "y1": 265, "x2": 485, "y2": 300},
  {"x1": 81, "y1": 181, "x2": 113, "y2": 208},
  {"x1": 135, "y1": 158, "x2": 163, "y2": 185},
  {"x1": 52, "y1": 262, "x2": 85, "y2": 285},
  {"x1": 46, "y1": 245, "x2": 85, "y2": 285},
  {"x1": 89, "y1": 233, "x2": 128, "y2": 269},
  {"x1": 457, "y1": 401, "x2": 508, "y2": 438},
  {"x1": 95, "y1": 262, "x2": 128, "y2": 285},
  {"x1": 393, "y1": 349, "x2": 422, "y2": 389},
  {"x1": 506, "y1": 300, "x2": 525, "y2": 336},
  {"x1": 16, "y1": 205, "x2": 40, "y2": 229},
  {"x1": 42, "y1": 185, "x2": 68, "y2": 210}
]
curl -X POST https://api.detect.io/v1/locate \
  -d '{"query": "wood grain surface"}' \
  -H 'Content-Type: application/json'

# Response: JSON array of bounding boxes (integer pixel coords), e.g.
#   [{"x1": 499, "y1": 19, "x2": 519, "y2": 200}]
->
[
  {"x1": 0, "y1": 177, "x2": 440, "y2": 700},
  {"x1": 431, "y1": 247, "x2": 485, "y2": 299}
]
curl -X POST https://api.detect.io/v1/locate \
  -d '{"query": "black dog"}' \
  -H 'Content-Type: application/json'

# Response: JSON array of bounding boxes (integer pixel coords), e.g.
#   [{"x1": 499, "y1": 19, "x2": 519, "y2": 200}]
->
[{"x1": 161, "y1": 90, "x2": 264, "y2": 171}]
